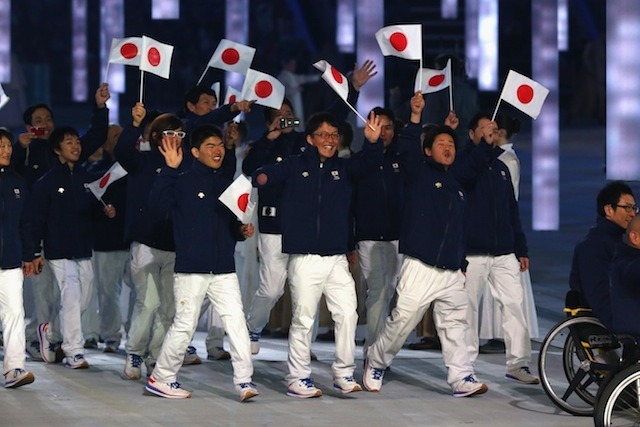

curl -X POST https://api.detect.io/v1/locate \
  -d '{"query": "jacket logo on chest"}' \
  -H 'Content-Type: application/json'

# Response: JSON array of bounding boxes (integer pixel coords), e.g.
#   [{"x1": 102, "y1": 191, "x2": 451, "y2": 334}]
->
[
  {"x1": 458, "y1": 190, "x2": 465, "y2": 200},
  {"x1": 435, "y1": 182, "x2": 442, "y2": 188},
  {"x1": 276, "y1": 156, "x2": 283, "y2": 163},
  {"x1": 197, "y1": 192, "x2": 205, "y2": 199},
  {"x1": 392, "y1": 162, "x2": 400, "y2": 173},
  {"x1": 33, "y1": 164, "x2": 39, "y2": 170},
  {"x1": 500, "y1": 170, "x2": 507, "y2": 180},
  {"x1": 84, "y1": 183, "x2": 91, "y2": 192},
  {"x1": 331, "y1": 170, "x2": 340, "y2": 180},
  {"x1": 57, "y1": 187, "x2": 65, "y2": 194},
  {"x1": 302, "y1": 171, "x2": 309, "y2": 178},
  {"x1": 14, "y1": 188, "x2": 21, "y2": 198},
  {"x1": 156, "y1": 168, "x2": 162, "y2": 174}
]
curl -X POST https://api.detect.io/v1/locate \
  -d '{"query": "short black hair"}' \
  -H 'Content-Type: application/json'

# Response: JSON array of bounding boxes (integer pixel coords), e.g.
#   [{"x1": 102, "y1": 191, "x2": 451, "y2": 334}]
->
[
  {"x1": 468, "y1": 112, "x2": 491, "y2": 131},
  {"x1": 23, "y1": 104, "x2": 54, "y2": 126},
  {"x1": 305, "y1": 112, "x2": 339, "y2": 137},
  {"x1": 0, "y1": 128, "x2": 14, "y2": 145},
  {"x1": 179, "y1": 85, "x2": 217, "y2": 117},
  {"x1": 338, "y1": 121, "x2": 354, "y2": 149},
  {"x1": 597, "y1": 181, "x2": 634, "y2": 218},
  {"x1": 370, "y1": 106, "x2": 395, "y2": 123},
  {"x1": 49, "y1": 126, "x2": 79, "y2": 152},
  {"x1": 495, "y1": 113, "x2": 521, "y2": 139},
  {"x1": 423, "y1": 125, "x2": 458, "y2": 150},
  {"x1": 263, "y1": 98, "x2": 293, "y2": 123},
  {"x1": 190, "y1": 125, "x2": 223, "y2": 150}
]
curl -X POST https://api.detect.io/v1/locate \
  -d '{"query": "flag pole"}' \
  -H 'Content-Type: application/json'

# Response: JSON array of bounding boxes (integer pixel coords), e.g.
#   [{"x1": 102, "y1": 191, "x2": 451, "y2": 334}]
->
[
  {"x1": 491, "y1": 98, "x2": 502, "y2": 122},
  {"x1": 448, "y1": 59, "x2": 454, "y2": 112},
  {"x1": 98, "y1": 197, "x2": 108, "y2": 208},
  {"x1": 418, "y1": 57, "x2": 423, "y2": 92},
  {"x1": 343, "y1": 101, "x2": 375, "y2": 131},
  {"x1": 196, "y1": 66, "x2": 208, "y2": 86},
  {"x1": 104, "y1": 62, "x2": 110, "y2": 84},
  {"x1": 139, "y1": 70, "x2": 145, "y2": 104}
]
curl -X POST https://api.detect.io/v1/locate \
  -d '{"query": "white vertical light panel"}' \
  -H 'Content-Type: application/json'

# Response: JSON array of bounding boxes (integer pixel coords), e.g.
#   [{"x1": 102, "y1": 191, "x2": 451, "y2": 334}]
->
[
  {"x1": 337, "y1": 0, "x2": 355, "y2": 53},
  {"x1": 558, "y1": 0, "x2": 568, "y2": 51},
  {"x1": 356, "y1": 0, "x2": 384, "y2": 127},
  {"x1": 0, "y1": 0, "x2": 10, "y2": 82},
  {"x1": 477, "y1": 0, "x2": 498, "y2": 90},
  {"x1": 101, "y1": 0, "x2": 124, "y2": 123},
  {"x1": 72, "y1": 0, "x2": 88, "y2": 101},
  {"x1": 442, "y1": 0, "x2": 458, "y2": 19},
  {"x1": 225, "y1": 0, "x2": 249, "y2": 92},
  {"x1": 607, "y1": 1, "x2": 640, "y2": 180},
  {"x1": 532, "y1": 0, "x2": 559, "y2": 230},
  {"x1": 465, "y1": 0, "x2": 479, "y2": 79},
  {"x1": 152, "y1": 0, "x2": 180, "y2": 20}
]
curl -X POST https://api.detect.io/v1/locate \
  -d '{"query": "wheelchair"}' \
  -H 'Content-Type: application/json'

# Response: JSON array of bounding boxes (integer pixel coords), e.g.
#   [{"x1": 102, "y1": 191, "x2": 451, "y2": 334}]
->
[{"x1": 538, "y1": 291, "x2": 625, "y2": 416}]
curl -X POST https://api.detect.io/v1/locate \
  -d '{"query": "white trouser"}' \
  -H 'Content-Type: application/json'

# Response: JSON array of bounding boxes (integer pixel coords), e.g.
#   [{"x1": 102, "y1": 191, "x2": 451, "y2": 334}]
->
[
  {"x1": 0, "y1": 268, "x2": 27, "y2": 374},
  {"x1": 82, "y1": 265, "x2": 100, "y2": 342},
  {"x1": 479, "y1": 269, "x2": 540, "y2": 339},
  {"x1": 235, "y1": 232, "x2": 260, "y2": 310},
  {"x1": 92, "y1": 250, "x2": 129, "y2": 346},
  {"x1": 246, "y1": 233, "x2": 289, "y2": 334},
  {"x1": 126, "y1": 243, "x2": 176, "y2": 362},
  {"x1": 286, "y1": 254, "x2": 357, "y2": 383},
  {"x1": 25, "y1": 259, "x2": 59, "y2": 343},
  {"x1": 153, "y1": 273, "x2": 253, "y2": 385},
  {"x1": 48, "y1": 259, "x2": 94, "y2": 357},
  {"x1": 357, "y1": 240, "x2": 402, "y2": 357},
  {"x1": 465, "y1": 254, "x2": 531, "y2": 370},
  {"x1": 368, "y1": 256, "x2": 474, "y2": 386},
  {"x1": 200, "y1": 297, "x2": 225, "y2": 352}
]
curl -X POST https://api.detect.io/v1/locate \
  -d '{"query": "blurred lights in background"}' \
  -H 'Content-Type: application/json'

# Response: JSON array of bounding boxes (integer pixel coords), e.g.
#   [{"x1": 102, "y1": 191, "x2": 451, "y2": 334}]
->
[
  {"x1": 72, "y1": 0, "x2": 88, "y2": 102},
  {"x1": 337, "y1": 0, "x2": 355, "y2": 53},
  {"x1": 442, "y1": 0, "x2": 458, "y2": 20},
  {"x1": 356, "y1": 0, "x2": 384, "y2": 128},
  {"x1": 100, "y1": 0, "x2": 124, "y2": 123},
  {"x1": 225, "y1": 0, "x2": 249, "y2": 94},
  {"x1": 0, "y1": 0, "x2": 9, "y2": 82},
  {"x1": 152, "y1": 0, "x2": 180, "y2": 20},
  {"x1": 558, "y1": 0, "x2": 568, "y2": 51},
  {"x1": 478, "y1": 0, "x2": 498, "y2": 90}
]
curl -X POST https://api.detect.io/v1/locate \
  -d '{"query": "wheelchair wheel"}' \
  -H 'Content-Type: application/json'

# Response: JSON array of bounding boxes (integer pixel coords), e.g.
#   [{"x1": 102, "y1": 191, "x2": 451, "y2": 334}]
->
[
  {"x1": 594, "y1": 363, "x2": 640, "y2": 426},
  {"x1": 538, "y1": 316, "x2": 614, "y2": 416}
]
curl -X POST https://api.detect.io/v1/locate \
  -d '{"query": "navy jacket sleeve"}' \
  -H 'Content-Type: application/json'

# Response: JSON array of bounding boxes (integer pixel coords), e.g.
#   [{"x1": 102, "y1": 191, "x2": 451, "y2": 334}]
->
[
  {"x1": 252, "y1": 158, "x2": 292, "y2": 189},
  {"x1": 186, "y1": 104, "x2": 238, "y2": 129},
  {"x1": 148, "y1": 167, "x2": 179, "y2": 218},
  {"x1": 505, "y1": 166, "x2": 528, "y2": 258},
  {"x1": 347, "y1": 139, "x2": 383, "y2": 179},
  {"x1": 396, "y1": 122, "x2": 423, "y2": 178},
  {"x1": 243, "y1": 135, "x2": 276, "y2": 176},
  {"x1": 221, "y1": 146, "x2": 236, "y2": 180},
  {"x1": 114, "y1": 125, "x2": 142, "y2": 172},
  {"x1": 451, "y1": 140, "x2": 493, "y2": 188},
  {"x1": 20, "y1": 178, "x2": 49, "y2": 261},
  {"x1": 572, "y1": 240, "x2": 612, "y2": 325},
  {"x1": 79, "y1": 106, "x2": 110, "y2": 163}
]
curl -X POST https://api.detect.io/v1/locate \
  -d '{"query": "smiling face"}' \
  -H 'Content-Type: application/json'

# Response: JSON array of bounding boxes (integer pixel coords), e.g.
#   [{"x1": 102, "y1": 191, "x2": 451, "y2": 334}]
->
[
  {"x1": 605, "y1": 193, "x2": 637, "y2": 229},
  {"x1": 307, "y1": 122, "x2": 339, "y2": 161},
  {"x1": 0, "y1": 136, "x2": 11, "y2": 167},
  {"x1": 425, "y1": 132, "x2": 456, "y2": 168},
  {"x1": 29, "y1": 107, "x2": 55, "y2": 138},
  {"x1": 192, "y1": 136, "x2": 225, "y2": 169},
  {"x1": 54, "y1": 133, "x2": 81, "y2": 165}
]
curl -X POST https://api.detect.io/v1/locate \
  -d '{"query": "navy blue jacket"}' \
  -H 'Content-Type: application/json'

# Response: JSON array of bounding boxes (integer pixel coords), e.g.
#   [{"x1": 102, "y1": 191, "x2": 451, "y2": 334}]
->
[
  {"x1": 396, "y1": 123, "x2": 467, "y2": 271},
  {"x1": 352, "y1": 139, "x2": 404, "y2": 242},
  {"x1": 610, "y1": 242, "x2": 640, "y2": 338},
  {"x1": 21, "y1": 162, "x2": 101, "y2": 261},
  {"x1": 1, "y1": 166, "x2": 28, "y2": 269},
  {"x1": 149, "y1": 160, "x2": 244, "y2": 274},
  {"x1": 569, "y1": 216, "x2": 624, "y2": 329},
  {"x1": 254, "y1": 140, "x2": 383, "y2": 256},
  {"x1": 85, "y1": 155, "x2": 129, "y2": 252},
  {"x1": 455, "y1": 140, "x2": 528, "y2": 258},
  {"x1": 114, "y1": 125, "x2": 185, "y2": 251},
  {"x1": 11, "y1": 107, "x2": 109, "y2": 188}
]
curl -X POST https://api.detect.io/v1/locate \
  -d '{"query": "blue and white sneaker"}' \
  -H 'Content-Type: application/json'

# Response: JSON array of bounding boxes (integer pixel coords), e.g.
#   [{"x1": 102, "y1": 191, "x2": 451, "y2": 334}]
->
[
  {"x1": 363, "y1": 361, "x2": 385, "y2": 392},
  {"x1": 333, "y1": 376, "x2": 362, "y2": 394},
  {"x1": 249, "y1": 331, "x2": 261, "y2": 355},
  {"x1": 146, "y1": 376, "x2": 191, "y2": 399},
  {"x1": 124, "y1": 354, "x2": 143, "y2": 380},
  {"x1": 183, "y1": 346, "x2": 202, "y2": 365},
  {"x1": 505, "y1": 366, "x2": 540, "y2": 384},
  {"x1": 26, "y1": 340, "x2": 43, "y2": 361},
  {"x1": 4, "y1": 368, "x2": 35, "y2": 388},
  {"x1": 287, "y1": 377, "x2": 322, "y2": 398},
  {"x1": 453, "y1": 375, "x2": 488, "y2": 397},
  {"x1": 37, "y1": 323, "x2": 56, "y2": 363},
  {"x1": 63, "y1": 354, "x2": 89, "y2": 369},
  {"x1": 235, "y1": 382, "x2": 259, "y2": 401}
]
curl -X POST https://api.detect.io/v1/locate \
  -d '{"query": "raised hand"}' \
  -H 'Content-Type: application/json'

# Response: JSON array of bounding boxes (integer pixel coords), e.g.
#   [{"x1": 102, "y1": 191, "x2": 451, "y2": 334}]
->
[
  {"x1": 266, "y1": 114, "x2": 283, "y2": 141},
  {"x1": 364, "y1": 110, "x2": 383, "y2": 143},
  {"x1": 158, "y1": 135, "x2": 183, "y2": 168},
  {"x1": 132, "y1": 103, "x2": 146, "y2": 127},
  {"x1": 241, "y1": 223, "x2": 255, "y2": 239},
  {"x1": 409, "y1": 91, "x2": 425, "y2": 124},
  {"x1": 352, "y1": 60, "x2": 378, "y2": 92},
  {"x1": 445, "y1": 110, "x2": 459, "y2": 130},
  {"x1": 231, "y1": 100, "x2": 256, "y2": 113},
  {"x1": 95, "y1": 83, "x2": 111, "y2": 109},
  {"x1": 223, "y1": 122, "x2": 240, "y2": 149}
]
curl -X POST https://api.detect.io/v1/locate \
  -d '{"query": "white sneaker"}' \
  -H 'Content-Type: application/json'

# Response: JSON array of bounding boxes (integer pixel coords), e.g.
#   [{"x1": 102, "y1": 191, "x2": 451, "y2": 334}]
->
[
  {"x1": 124, "y1": 354, "x2": 143, "y2": 380},
  {"x1": 235, "y1": 382, "x2": 259, "y2": 401},
  {"x1": 63, "y1": 354, "x2": 89, "y2": 369},
  {"x1": 363, "y1": 361, "x2": 385, "y2": 392},
  {"x1": 249, "y1": 331, "x2": 260, "y2": 355},
  {"x1": 333, "y1": 376, "x2": 362, "y2": 394},
  {"x1": 287, "y1": 378, "x2": 322, "y2": 398},
  {"x1": 207, "y1": 347, "x2": 231, "y2": 361},
  {"x1": 37, "y1": 323, "x2": 56, "y2": 363},
  {"x1": 505, "y1": 366, "x2": 540, "y2": 385},
  {"x1": 4, "y1": 369, "x2": 35, "y2": 388},
  {"x1": 453, "y1": 375, "x2": 488, "y2": 397},
  {"x1": 146, "y1": 376, "x2": 191, "y2": 399},
  {"x1": 183, "y1": 346, "x2": 202, "y2": 365}
]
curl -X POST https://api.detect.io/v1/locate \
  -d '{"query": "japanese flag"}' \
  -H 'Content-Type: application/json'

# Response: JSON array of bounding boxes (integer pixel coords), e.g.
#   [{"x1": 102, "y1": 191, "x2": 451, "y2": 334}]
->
[
  {"x1": 208, "y1": 39, "x2": 256, "y2": 75},
  {"x1": 375, "y1": 24, "x2": 422, "y2": 60},
  {"x1": 313, "y1": 60, "x2": 349, "y2": 101},
  {"x1": 0, "y1": 84, "x2": 9, "y2": 111},
  {"x1": 499, "y1": 70, "x2": 549, "y2": 120},
  {"x1": 87, "y1": 162, "x2": 128, "y2": 200},
  {"x1": 224, "y1": 86, "x2": 242, "y2": 105},
  {"x1": 140, "y1": 36, "x2": 174, "y2": 79},
  {"x1": 415, "y1": 58, "x2": 451, "y2": 94},
  {"x1": 210, "y1": 82, "x2": 220, "y2": 108},
  {"x1": 240, "y1": 69, "x2": 285, "y2": 110},
  {"x1": 108, "y1": 37, "x2": 142, "y2": 66},
  {"x1": 219, "y1": 174, "x2": 254, "y2": 222}
]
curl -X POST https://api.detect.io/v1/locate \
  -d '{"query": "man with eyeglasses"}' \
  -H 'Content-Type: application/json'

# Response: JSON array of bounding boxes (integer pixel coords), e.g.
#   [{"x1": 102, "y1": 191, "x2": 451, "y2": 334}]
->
[{"x1": 570, "y1": 181, "x2": 637, "y2": 329}]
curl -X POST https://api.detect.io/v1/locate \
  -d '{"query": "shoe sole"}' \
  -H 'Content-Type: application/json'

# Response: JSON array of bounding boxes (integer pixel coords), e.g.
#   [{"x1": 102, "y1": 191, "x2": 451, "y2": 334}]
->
[
  {"x1": 333, "y1": 384, "x2": 363, "y2": 394},
  {"x1": 145, "y1": 384, "x2": 191, "y2": 399},
  {"x1": 123, "y1": 369, "x2": 141, "y2": 380},
  {"x1": 65, "y1": 361, "x2": 89, "y2": 369},
  {"x1": 453, "y1": 384, "x2": 488, "y2": 397},
  {"x1": 182, "y1": 358, "x2": 203, "y2": 365},
  {"x1": 286, "y1": 389, "x2": 323, "y2": 398},
  {"x1": 37, "y1": 324, "x2": 54, "y2": 364},
  {"x1": 504, "y1": 374, "x2": 540, "y2": 385},
  {"x1": 240, "y1": 390, "x2": 259, "y2": 401},
  {"x1": 5, "y1": 372, "x2": 35, "y2": 389}
]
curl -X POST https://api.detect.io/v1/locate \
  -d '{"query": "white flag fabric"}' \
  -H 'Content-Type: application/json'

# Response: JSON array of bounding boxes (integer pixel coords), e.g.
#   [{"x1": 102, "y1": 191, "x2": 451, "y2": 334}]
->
[
  {"x1": 87, "y1": 162, "x2": 128, "y2": 200},
  {"x1": 0, "y1": 84, "x2": 9, "y2": 111},
  {"x1": 210, "y1": 82, "x2": 220, "y2": 108},
  {"x1": 375, "y1": 24, "x2": 422, "y2": 60},
  {"x1": 240, "y1": 69, "x2": 285, "y2": 110},
  {"x1": 219, "y1": 174, "x2": 253, "y2": 222},
  {"x1": 499, "y1": 70, "x2": 549, "y2": 120},
  {"x1": 224, "y1": 86, "x2": 242, "y2": 105},
  {"x1": 313, "y1": 60, "x2": 349, "y2": 101},
  {"x1": 207, "y1": 39, "x2": 256, "y2": 75},
  {"x1": 414, "y1": 58, "x2": 451, "y2": 94},
  {"x1": 140, "y1": 36, "x2": 174, "y2": 79},
  {"x1": 108, "y1": 37, "x2": 142, "y2": 66}
]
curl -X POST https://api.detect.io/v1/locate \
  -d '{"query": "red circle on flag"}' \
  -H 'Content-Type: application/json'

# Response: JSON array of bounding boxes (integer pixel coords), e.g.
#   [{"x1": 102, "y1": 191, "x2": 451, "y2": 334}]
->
[
  {"x1": 330, "y1": 67, "x2": 343, "y2": 84},
  {"x1": 120, "y1": 43, "x2": 138, "y2": 59},
  {"x1": 389, "y1": 32, "x2": 408, "y2": 52},
  {"x1": 255, "y1": 80, "x2": 273, "y2": 98},
  {"x1": 428, "y1": 74, "x2": 445, "y2": 87},
  {"x1": 237, "y1": 193, "x2": 249, "y2": 212},
  {"x1": 222, "y1": 48, "x2": 240, "y2": 65},
  {"x1": 148, "y1": 47, "x2": 161, "y2": 66},
  {"x1": 99, "y1": 173, "x2": 111, "y2": 188},
  {"x1": 228, "y1": 94, "x2": 237, "y2": 104},
  {"x1": 517, "y1": 84, "x2": 534, "y2": 104}
]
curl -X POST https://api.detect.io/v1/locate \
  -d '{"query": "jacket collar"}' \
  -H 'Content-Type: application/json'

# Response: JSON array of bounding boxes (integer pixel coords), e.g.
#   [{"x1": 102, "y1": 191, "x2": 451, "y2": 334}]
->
[
  {"x1": 192, "y1": 158, "x2": 222, "y2": 175},
  {"x1": 596, "y1": 215, "x2": 626, "y2": 237}
]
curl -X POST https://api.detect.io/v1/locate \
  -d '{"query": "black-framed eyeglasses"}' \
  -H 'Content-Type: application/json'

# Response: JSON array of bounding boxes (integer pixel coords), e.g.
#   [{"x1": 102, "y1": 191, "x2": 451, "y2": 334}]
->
[
  {"x1": 313, "y1": 132, "x2": 340, "y2": 141},
  {"x1": 616, "y1": 204, "x2": 640, "y2": 214},
  {"x1": 163, "y1": 130, "x2": 186, "y2": 139}
]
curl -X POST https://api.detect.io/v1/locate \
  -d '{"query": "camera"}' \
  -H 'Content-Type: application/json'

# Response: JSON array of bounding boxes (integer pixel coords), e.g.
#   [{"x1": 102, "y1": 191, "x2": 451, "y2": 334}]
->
[
  {"x1": 32, "y1": 127, "x2": 45, "y2": 137},
  {"x1": 280, "y1": 118, "x2": 300, "y2": 129}
]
